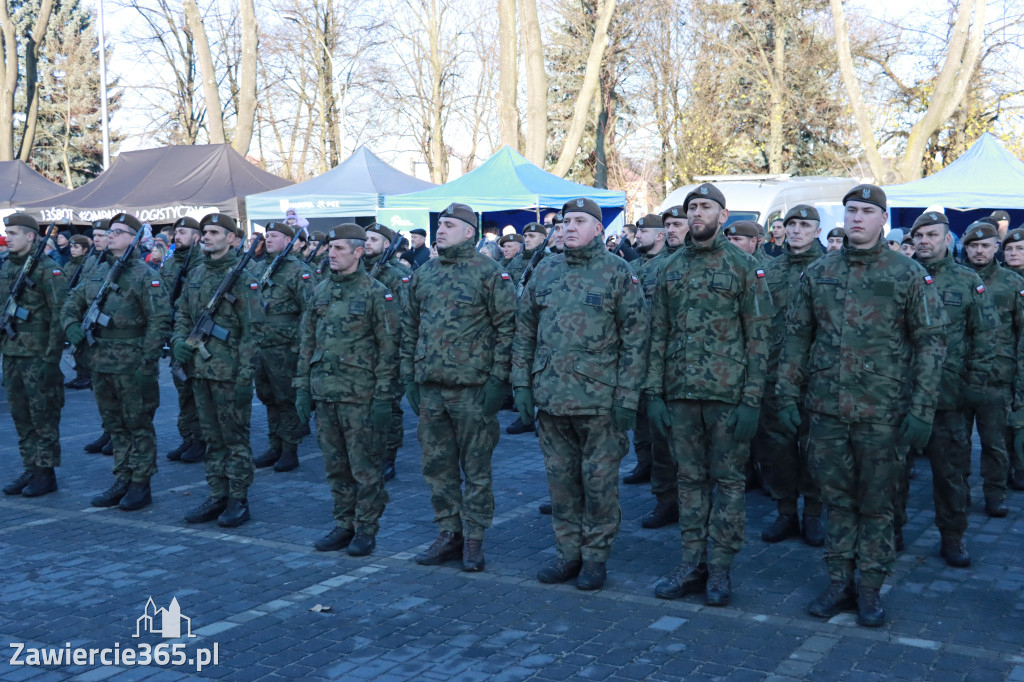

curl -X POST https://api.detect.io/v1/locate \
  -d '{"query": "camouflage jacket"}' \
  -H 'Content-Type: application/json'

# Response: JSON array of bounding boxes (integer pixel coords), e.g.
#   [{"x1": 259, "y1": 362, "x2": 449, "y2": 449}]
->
[
  {"x1": 65, "y1": 253, "x2": 90, "y2": 289},
  {"x1": 776, "y1": 238, "x2": 947, "y2": 425},
  {"x1": 255, "y1": 254, "x2": 315, "y2": 348},
  {"x1": 629, "y1": 247, "x2": 669, "y2": 309},
  {"x1": 509, "y1": 247, "x2": 548, "y2": 294},
  {"x1": 170, "y1": 250, "x2": 264, "y2": 383},
  {"x1": 645, "y1": 231, "x2": 773, "y2": 407},
  {"x1": 364, "y1": 252, "x2": 411, "y2": 311},
  {"x1": 401, "y1": 238, "x2": 516, "y2": 387},
  {"x1": 0, "y1": 252, "x2": 67, "y2": 361},
  {"x1": 82, "y1": 250, "x2": 107, "y2": 278},
  {"x1": 161, "y1": 244, "x2": 200, "y2": 312},
  {"x1": 968, "y1": 258, "x2": 1024, "y2": 386},
  {"x1": 763, "y1": 245, "x2": 821, "y2": 381},
  {"x1": 294, "y1": 268, "x2": 399, "y2": 404},
  {"x1": 61, "y1": 252, "x2": 171, "y2": 373},
  {"x1": 512, "y1": 237, "x2": 648, "y2": 415},
  {"x1": 918, "y1": 250, "x2": 997, "y2": 409}
]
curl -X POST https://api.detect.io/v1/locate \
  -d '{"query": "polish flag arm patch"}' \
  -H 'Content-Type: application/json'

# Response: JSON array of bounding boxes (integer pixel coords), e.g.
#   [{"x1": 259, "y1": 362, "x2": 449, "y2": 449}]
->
[
  {"x1": 924, "y1": 275, "x2": 934, "y2": 285},
  {"x1": 385, "y1": 293, "x2": 394, "y2": 302},
  {"x1": 402, "y1": 276, "x2": 410, "y2": 283},
  {"x1": 756, "y1": 269, "x2": 766, "y2": 278},
  {"x1": 631, "y1": 275, "x2": 639, "y2": 284},
  {"x1": 52, "y1": 269, "x2": 62, "y2": 276},
  {"x1": 500, "y1": 272, "x2": 511, "y2": 281},
  {"x1": 976, "y1": 284, "x2": 985, "y2": 294},
  {"x1": 301, "y1": 273, "x2": 310, "y2": 280},
  {"x1": 250, "y1": 282, "x2": 259, "y2": 289},
  {"x1": 151, "y1": 280, "x2": 161, "y2": 287}
]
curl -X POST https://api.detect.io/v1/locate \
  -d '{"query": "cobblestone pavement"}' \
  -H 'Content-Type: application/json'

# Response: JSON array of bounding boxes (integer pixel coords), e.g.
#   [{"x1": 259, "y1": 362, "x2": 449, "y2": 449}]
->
[{"x1": 1, "y1": 364, "x2": 1022, "y2": 681}]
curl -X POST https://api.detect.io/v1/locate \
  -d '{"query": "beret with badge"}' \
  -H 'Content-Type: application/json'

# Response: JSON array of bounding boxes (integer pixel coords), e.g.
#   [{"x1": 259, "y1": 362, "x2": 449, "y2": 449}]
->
[
  {"x1": 199, "y1": 213, "x2": 237, "y2": 233},
  {"x1": 439, "y1": 202, "x2": 478, "y2": 229},
  {"x1": 725, "y1": 220, "x2": 759, "y2": 239},
  {"x1": 661, "y1": 205, "x2": 688, "y2": 222},
  {"x1": 70, "y1": 234, "x2": 91, "y2": 248},
  {"x1": 910, "y1": 210, "x2": 948, "y2": 236},
  {"x1": 327, "y1": 223, "x2": 367, "y2": 241},
  {"x1": 683, "y1": 183, "x2": 726, "y2": 211},
  {"x1": 3, "y1": 212, "x2": 41, "y2": 234},
  {"x1": 960, "y1": 220, "x2": 999, "y2": 246},
  {"x1": 523, "y1": 222, "x2": 546, "y2": 235},
  {"x1": 636, "y1": 214, "x2": 664, "y2": 229},
  {"x1": 991, "y1": 210, "x2": 1011, "y2": 222},
  {"x1": 1004, "y1": 227, "x2": 1024, "y2": 244},
  {"x1": 843, "y1": 184, "x2": 887, "y2": 211},
  {"x1": 173, "y1": 216, "x2": 201, "y2": 232},
  {"x1": 110, "y1": 212, "x2": 143, "y2": 233},
  {"x1": 264, "y1": 221, "x2": 295, "y2": 238},
  {"x1": 783, "y1": 204, "x2": 820, "y2": 226},
  {"x1": 562, "y1": 197, "x2": 603, "y2": 223},
  {"x1": 827, "y1": 227, "x2": 845, "y2": 240},
  {"x1": 498, "y1": 234, "x2": 524, "y2": 246},
  {"x1": 366, "y1": 223, "x2": 397, "y2": 243}
]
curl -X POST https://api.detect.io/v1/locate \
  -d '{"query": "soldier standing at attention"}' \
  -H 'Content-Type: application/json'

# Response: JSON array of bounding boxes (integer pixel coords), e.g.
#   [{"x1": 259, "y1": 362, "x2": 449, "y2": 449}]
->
[
  {"x1": 296, "y1": 224, "x2": 398, "y2": 556},
  {"x1": 512, "y1": 198, "x2": 647, "y2": 590},
  {"x1": 645, "y1": 184, "x2": 772, "y2": 606},
  {"x1": 825, "y1": 227, "x2": 845, "y2": 252},
  {"x1": 910, "y1": 212, "x2": 997, "y2": 566},
  {"x1": 662, "y1": 207, "x2": 688, "y2": 252},
  {"x1": 62, "y1": 213, "x2": 171, "y2": 510},
  {"x1": 403, "y1": 203, "x2": 516, "y2": 571},
  {"x1": 171, "y1": 213, "x2": 265, "y2": 528},
  {"x1": 758, "y1": 205, "x2": 825, "y2": 546},
  {"x1": 499, "y1": 233, "x2": 524, "y2": 267},
  {"x1": 0, "y1": 214, "x2": 67, "y2": 497},
  {"x1": 1008, "y1": 228, "x2": 1024, "y2": 490},
  {"x1": 506, "y1": 222, "x2": 547, "y2": 287},
  {"x1": 63, "y1": 235, "x2": 94, "y2": 390},
  {"x1": 252, "y1": 221, "x2": 315, "y2": 473},
  {"x1": 776, "y1": 185, "x2": 946, "y2": 627},
  {"x1": 723, "y1": 220, "x2": 760, "y2": 256}
]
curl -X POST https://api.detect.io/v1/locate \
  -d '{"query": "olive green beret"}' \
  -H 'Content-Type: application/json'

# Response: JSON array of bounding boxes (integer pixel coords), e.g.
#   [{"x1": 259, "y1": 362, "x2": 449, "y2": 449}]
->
[
  {"x1": 910, "y1": 210, "x2": 948, "y2": 236},
  {"x1": 783, "y1": 204, "x2": 820, "y2": 226},
  {"x1": 827, "y1": 228, "x2": 845, "y2": 240},
  {"x1": 661, "y1": 205, "x2": 688, "y2": 221},
  {"x1": 173, "y1": 216, "x2": 201, "y2": 232},
  {"x1": 311, "y1": 231, "x2": 327, "y2": 242},
  {"x1": 439, "y1": 202, "x2": 478, "y2": 229},
  {"x1": 199, "y1": 213, "x2": 237, "y2": 233},
  {"x1": 327, "y1": 223, "x2": 367, "y2": 241},
  {"x1": 366, "y1": 223, "x2": 397, "y2": 242},
  {"x1": 562, "y1": 197, "x2": 602, "y2": 223},
  {"x1": 991, "y1": 210, "x2": 1010, "y2": 222},
  {"x1": 683, "y1": 183, "x2": 726, "y2": 211},
  {"x1": 69, "y1": 235, "x2": 91, "y2": 247},
  {"x1": 498, "y1": 234, "x2": 524, "y2": 246},
  {"x1": 110, "y1": 212, "x2": 143, "y2": 233},
  {"x1": 553, "y1": 212, "x2": 564, "y2": 224},
  {"x1": 843, "y1": 184, "x2": 887, "y2": 211},
  {"x1": 264, "y1": 221, "x2": 295, "y2": 238},
  {"x1": 636, "y1": 214, "x2": 664, "y2": 229},
  {"x1": 725, "y1": 220, "x2": 759, "y2": 239},
  {"x1": 3, "y1": 213, "x2": 40, "y2": 234},
  {"x1": 1005, "y1": 228, "x2": 1024, "y2": 244},
  {"x1": 961, "y1": 221, "x2": 999, "y2": 246},
  {"x1": 523, "y1": 222, "x2": 546, "y2": 235},
  {"x1": 91, "y1": 218, "x2": 110, "y2": 232}
]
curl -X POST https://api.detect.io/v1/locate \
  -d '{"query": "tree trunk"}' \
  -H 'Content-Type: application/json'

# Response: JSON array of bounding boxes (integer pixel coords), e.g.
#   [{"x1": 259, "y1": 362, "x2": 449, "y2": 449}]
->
[
  {"x1": 829, "y1": 0, "x2": 886, "y2": 182},
  {"x1": 0, "y1": 5, "x2": 19, "y2": 161},
  {"x1": 427, "y1": 0, "x2": 447, "y2": 183},
  {"x1": 17, "y1": 0, "x2": 55, "y2": 162},
  {"x1": 767, "y1": 0, "x2": 785, "y2": 175},
  {"x1": 232, "y1": 0, "x2": 258, "y2": 155},
  {"x1": 519, "y1": 0, "x2": 546, "y2": 165},
  {"x1": 594, "y1": 73, "x2": 609, "y2": 189},
  {"x1": 497, "y1": 0, "x2": 519, "y2": 149},
  {"x1": 184, "y1": 0, "x2": 225, "y2": 144},
  {"x1": 551, "y1": 0, "x2": 615, "y2": 177}
]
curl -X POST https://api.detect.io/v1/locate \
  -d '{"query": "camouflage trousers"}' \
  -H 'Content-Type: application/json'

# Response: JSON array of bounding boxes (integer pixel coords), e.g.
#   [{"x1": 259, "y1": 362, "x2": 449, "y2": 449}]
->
[
  {"x1": 668, "y1": 400, "x2": 748, "y2": 567},
  {"x1": 93, "y1": 370, "x2": 160, "y2": 482},
  {"x1": 384, "y1": 389, "x2": 405, "y2": 465},
  {"x1": 537, "y1": 411, "x2": 628, "y2": 562},
  {"x1": 636, "y1": 394, "x2": 676, "y2": 502},
  {"x1": 924, "y1": 410, "x2": 970, "y2": 535},
  {"x1": 893, "y1": 445, "x2": 914, "y2": 530},
  {"x1": 808, "y1": 412, "x2": 902, "y2": 589},
  {"x1": 316, "y1": 400, "x2": 388, "y2": 536},
  {"x1": 418, "y1": 384, "x2": 500, "y2": 539},
  {"x1": 192, "y1": 378, "x2": 254, "y2": 499},
  {"x1": 172, "y1": 372, "x2": 202, "y2": 442},
  {"x1": 964, "y1": 384, "x2": 1011, "y2": 501},
  {"x1": 758, "y1": 388, "x2": 820, "y2": 517},
  {"x1": 2, "y1": 356, "x2": 63, "y2": 468},
  {"x1": 255, "y1": 345, "x2": 303, "y2": 449}
]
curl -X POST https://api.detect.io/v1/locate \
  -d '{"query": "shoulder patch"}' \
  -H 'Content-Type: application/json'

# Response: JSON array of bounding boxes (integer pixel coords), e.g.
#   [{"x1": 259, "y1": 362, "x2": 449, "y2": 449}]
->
[
  {"x1": 631, "y1": 275, "x2": 639, "y2": 284},
  {"x1": 976, "y1": 284, "x2": 985, "y2": 294},
  {"x1": 301, "y1": 273, "x2": 310, "y2": 280},
  {"x1": 52, "y1": 269, "x2": 62, "y2": 276},
  {"x1": 151, "y1": 280, "x2": 161, "y2": 287},
  {"x1": 924, "y1": 275, "x2": 934, "y2": 285},
  {"x1": 756, "y1": 269, "x2": 766, "y2": 278},
  {"x1": 500, "y1": 272, "x2": 511, "y2": 280},
  {"x1": 402, "y1": 276, "x2": 410, "y2": 283},
  {"x1": 385, "y1": 293, "x2": 393, "y2": 301},
  {"x1": 250, "y1": 282, "x2": 258, "y2": 290}
]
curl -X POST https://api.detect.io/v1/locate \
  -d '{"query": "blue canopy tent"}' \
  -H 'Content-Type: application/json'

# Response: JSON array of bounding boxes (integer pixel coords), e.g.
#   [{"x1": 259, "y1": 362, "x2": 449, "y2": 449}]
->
[
  {"x1": 883, "y1": 133, "x2": 1024, "y2": 234},
  {"x1": 244, "y1": 146, "x2": 435, "y2": 232},
  {"x1": 384, "y1": 146, "x2": 627, "y2": 238}
]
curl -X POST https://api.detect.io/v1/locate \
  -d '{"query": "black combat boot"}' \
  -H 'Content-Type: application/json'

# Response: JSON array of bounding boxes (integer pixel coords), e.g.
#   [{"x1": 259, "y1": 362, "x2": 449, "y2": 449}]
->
[
  {"x1": 180, "y1": 441, "x2": 206, "y2": 463},
  {"x1": 91, "y1": 478, "x2": 131, "y2": 507},
  {"x1": 537, "y1": 558, "x2": 582, "y2": 584},
  {"x1": 641, "y1": 499, "x2": 679, "y2": 529},
  {"x1": 894, "y1": 524, "x2": 905, "y2": 552},
  {"x1": 940, "y1": 533, "x2": 971, "y2": 567},
  {"x1": 856, "y1": 585, "x2": 886, "y2": 627},
  {"x1": 654, "y1": 563, "x2": 708, "y2": 600},
  {"x1": 382, "y1": 451, "x2": 397, "y2": 482},
  {"x1": 65, "y1": 376, "x2": 92, "y2": 390},
  {"x1": 462, "y1": 538, "x2": 485, "y2": 572},
  {"x1": 101, "y1": 440, "x2": 113, "y2": 456},
  {"x1": 1010, "y1": 469, "x2": 1024, "y2": 491},
  {"x1": 217, "y1": 498, "x2": 250, "y2": 527},
  {"x1": 808, "y1": 580, "x2": 857, "y2": 618},
  {"x1": 761, "y1": 514, "x2": 800, "y2": 543},
  {"x1": 985, "y1": 497, "x2": 1009, "y2": 518},
  {"x1": 801, "y1": 513, "x2": 825, "y2": 547},
  {"x1": 576, "y1": 561, "x2": 606, "y2": 591},
  {"x1": 506, "y1": 417, "x2": 535, "y2": 435},
  {"x1": 166, "y1": 440, "x2": 192, "y2": 461},
  {"x1": 314, "y1": 526, "x2": 354, "y2": 551},
  {"x1": 622, "y1": 461, "x2": 651, "y2": 485},
  {"x1": 3, "y1": 469, "x2": 36, "y2": 495},
  {"x1": 538, "y1": 500, "x2": 552, "y2": 515},
  {"x1": 184, "y1": 496, "x2": 227, "y2": 524},
  {"x1": 273, "y1": 447, "x2": 299, "y2": 472},
  {"x1": 119, "y1": 480, "x2": 152, "y2": 511},
  {"x1": 414, "y1": 531, "x2": 464, "y2": 565},
  {"x1": 22, "y1": 468, "x2": 57, "y2": 497},
  {"x1": 253, "y1": 447, "x2": 281, "y2": 468},
  {"x1": 347, "y1": 533, "x2": 376, "y2": 557},
  {"x1": 705, "y1": 565, "x2": 732, "y2": 606},
  {"x1": 84, "y1": 432, "x2": 110, "y2": 454}
]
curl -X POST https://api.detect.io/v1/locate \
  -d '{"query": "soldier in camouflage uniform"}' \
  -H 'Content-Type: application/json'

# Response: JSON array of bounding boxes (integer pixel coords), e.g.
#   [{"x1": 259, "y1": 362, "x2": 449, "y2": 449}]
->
[
  {"x1": 62, "y1": 213, "x2": 171, "y2": 511},
  {"x1": 296, "y1": 224, "x2": 399, "y2": 556},
  {"x1": 909, "y1": 212, "x2": 997, "y2": 568},
  {"x1": 825, "y1": 227, "x2": 845, "y2": 252},
  {"x1": 162, "y1": 217, "x2": 207, "y2": 464},
  {"x1": 0, "y1": 213, "x2": 67, "y2": 497},
  {"x1": 506, "y1": 222, "x2": 546, "y2": 285},
  {"x1": 63, "y1": 235, "x2": 94, "y2": 390},
  {"x1": 499, "y1": 233, "x2": 523, "y2": 268},
  {"x1": 776, "y1": 185, "x2": 947, "y2": 627},
  {"x1": 759, "y1": 205, "x2": 825, "y2": 546},
  {"x1": 645, "y1": 184, "x2": 773, "y2": 607},
  {"x1": 252, "y1": 221, "x2": 315, "y2": 472},
  {"x1": 724, "y1": 220, "x2": 760, "y2": 257},
  {"x1": 402, "y1": 202, "x2": 517, "y2": 572},
  {"x1": 171, "y1": 213, "x2": 265, "y2": 528},
  {"x1": 364, "y1": 223, "x2": 412, "y2": 481},
  {"x1": 512, "y1": 197, "x2": 648, "y2": 590},
  {"x1": 1008, "y1": 227, "x2": 1024, "y2": 490},
  {"x1": 662, "y1": 207, "x2": 688, "y2": 252}
]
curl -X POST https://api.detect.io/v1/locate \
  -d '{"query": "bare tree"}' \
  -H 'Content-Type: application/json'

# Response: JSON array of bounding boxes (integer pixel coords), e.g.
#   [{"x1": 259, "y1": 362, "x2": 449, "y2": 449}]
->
[
  {"x1": 519, "y1": 0, "x2": 546, "y2": 165},
  {"x1": 183, "y1": 0, "x2": 225, "y2": 143},
  {"x1": 497, "y1": 0, "x2": 519, "y2": 149},
  {"x1": 17, "y1": 0, "x2": 56, "y2": 162},
  {"x1": 234, "y1": 0, "x2": 258, "y2": 155}
]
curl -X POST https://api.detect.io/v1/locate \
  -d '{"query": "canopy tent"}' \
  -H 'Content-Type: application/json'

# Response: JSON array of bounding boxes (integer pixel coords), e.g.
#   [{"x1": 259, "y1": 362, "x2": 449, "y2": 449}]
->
[
  {"x1": 244, "y1": 146, "x2": 436, "y2": 226},
  {"x1": 0, "y1": 161, "x2": 65, "y2": 209},
  {"x1": 19, "y1": 144, "x2": 291, "y2": 226},
  {"x1": 883, "y1": 133, "x2": 1024, "y2": 233}
]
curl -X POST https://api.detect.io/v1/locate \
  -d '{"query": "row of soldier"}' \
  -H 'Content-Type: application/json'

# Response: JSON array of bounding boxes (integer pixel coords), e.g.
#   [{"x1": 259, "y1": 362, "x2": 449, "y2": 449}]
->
[{"x1": 2, "y1": 182, "x2": 1022, "y2": 631}]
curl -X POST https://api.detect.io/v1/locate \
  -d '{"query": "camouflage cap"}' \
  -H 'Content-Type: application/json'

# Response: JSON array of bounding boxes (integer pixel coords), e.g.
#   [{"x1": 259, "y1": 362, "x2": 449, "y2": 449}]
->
[
  {"x1": 498, "y1": 233, "x2": 524, "y2": 246},
  {"x1": 264, "y1": 221, "x2": 295, "y2": 238},
  {"x1": 661, "y1": 205, "x2": 688, "y2": 221},
  {"x1": 172, "y1": 216, "x2": 201, "y2": 232},
  {"x1": 843, "y1": 184, "x2": 887, "y2": 210},
  {"x1": 199, "y1": 213, "x2": 237, "y2": 233},
  {"x1": 991, "y1": 210, "x2": 1011, "y2": 222},
  {"x1": 2, "y1": 213, "x2": 40, "y2": 234},
  {"x1": 783, "y1": 204, "x2": 820, "y2": 226},
  {"x1": 562, "y1": 197, "x2": 603, "y2": 223},
  {"x1": 110, "y1": 212, "x2": 143, "y2": 233},
  {"x1": 827, "y1": 227, "x2": 845, "y2": 240},
  {"x1": 725, "y1": 220, "x2": 759, "y2": 238},
  {"x1": 69, "y1": 234, "x2": 91, "y2": 247},
  {"x1": 523, "y1": 222, "x2": 546, "y2": 235},
  {"x1": 366, "y1": 222, "x2": 397, "y2": 242},
  {"x1": 910, "y1": 210, "x2": 948, "y2": 236},
  {"x1": 1005, "y1": 227, "x2": 1024, "y2": 244},
  {"x1": 439, "y1": 202, "x2": 478, "y2": 229},
  {"x1": 960, "y1": 221, "x2": 999, "y2": 246},
  {"x1": 327, "y1": 223, "x2": 366, "y2": 241},
  {"x1": 636, "y1": 213, "x2": 664, "y2": 229},
  {"x1": 91, "y1": 218, "x2": 110, "y2": 232},
  {"x1": 683, "y1": 183, "x2": 726, "y2": 211}
]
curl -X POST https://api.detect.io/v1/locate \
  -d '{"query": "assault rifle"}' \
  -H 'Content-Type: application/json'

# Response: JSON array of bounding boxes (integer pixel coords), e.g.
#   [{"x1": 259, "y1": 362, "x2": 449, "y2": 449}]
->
[
  {"x1": 67, "y1": 244, "x2": 95, "y2": 289},
  {"x1": 0, "y1": 223, "x2": 59, "y2": 339},
  {"x1": 303, "y1": 239, "x2": 325, "y2": 265},
  {"x1": 515, "y1": 229, "x2": 552, "y2": 299},
  {"x1": 170, "y1": 244, "x2": 196, "y2": 309},
  {"x1": 369, "y1": 234, "x2": 407, "y2": 279},
  {"x1": 80, "y1": 226, "x2": 146, "y2": 346},
  {"x1": 258, "y1": 227, "x2": 303, "y2": 289},
  {"x1": 171, "y1": 235, "x2": 264, "y2": 382}
]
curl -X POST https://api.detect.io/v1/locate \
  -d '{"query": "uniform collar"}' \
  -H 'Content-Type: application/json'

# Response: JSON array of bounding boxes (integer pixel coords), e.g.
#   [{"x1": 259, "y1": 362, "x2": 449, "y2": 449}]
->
[
  {"x1": 917, "y1": 248, "x2": 953, "y2": 275},
  {"x1": 564, "y1": 234, "x2": 605, "y2": 265},
  {"x1": 204, "y1": 248, "x2": 239, "y2": 271},
  {"x1": 785, "y1": 243, "x2": 819, "y2": 264},
  {"x1": 331, "y1": 268, "x2": 361, "y2": 284},
  {"x1": 437, "y1": 238, "x2": 475, "y2": 264},
  {"x1": 683, "y1": 230, "x2": 726, "y2": 254},
  {"x1": 841, "y1": 237, "x2": 885, "y2": 264},
  {"x1": 968, "y1": 257, "x2": 998, "y2": 278}
]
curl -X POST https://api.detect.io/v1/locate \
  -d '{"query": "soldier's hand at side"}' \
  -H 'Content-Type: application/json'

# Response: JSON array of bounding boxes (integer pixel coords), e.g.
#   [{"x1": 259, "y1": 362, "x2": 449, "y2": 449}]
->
[
  {"x1": 646, "y1": 395, "x2": 671, "y2": 436},
  {"x1": 371, "y1": 399, "x2": 391, "y2": 431},
  {"x1": 778, "y1": 404, "x2": 801, "y2": 436},
  {"x1": 728, "y1": 404, "x2": 761, "y2": 442},
  {"x1": 405, "y1": 381, "x2": 420, "y2": 416},
  {"x1": 172, "y1": 340, "x2": 195, "y2": 364},
  {"x1": 480, "y1": 376, "x2": 506, "y2": 418},
  {"x1": 295, "y1": 389, "x2": 312, "y2": 424},
  {"x1": 612, "y1": 405, "x2": 637, "y2": 432},
  {"x1": 64, "y1": 324, "x2": 85, "y2": 347},
  {"x1": 514, "y1": 387, "x2": 535, "y2": 425},
  {"x1": 899, "y1": 414, "x2": 932, "y2": 450}
]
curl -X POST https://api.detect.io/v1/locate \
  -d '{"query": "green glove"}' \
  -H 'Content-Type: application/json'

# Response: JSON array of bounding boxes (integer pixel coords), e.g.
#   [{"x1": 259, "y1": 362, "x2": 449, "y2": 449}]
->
[
  {"x1": 172, "y1": 340, "x2": 195, "y2": 364},
  {"x1": 371, "y1": 398, "x2": 391, "y2": 431},
  {"x1": 1015, "y1": 429, "x2": 1024, "y2": 461},
  {"x1": 295, "y1": 388, "x2": 312, "y2": 424},
  {"x1": 514, "y1": 387, "x2": 535, "y2": 425},
  {"x1": 727, "y1": 404, "x2": 761, "y2": 442},
  {"x1": 480, "y1": 376, "x2": 506, "y2": 418},
  {"x1": 234, "y1": 377, "x2": 252, "y2": 406},
  {"x1": 646, "y1": 395, "x2": 671, "y2": 437},
  {"x1": 405, "y1": 381, "x2": 420, "y2": 416},
  {"x1": 899, "y1": 414, "x2": 932, "y2": 450},
  {"x1": 778, "y1": 404, "x2": 802, "y2": 436},
  {"x1": 64, "y1": 324, "x2": 85, "y2": 347},
  {"x1": 612, "y1": 404, "x2": 637, "y2": 432}
]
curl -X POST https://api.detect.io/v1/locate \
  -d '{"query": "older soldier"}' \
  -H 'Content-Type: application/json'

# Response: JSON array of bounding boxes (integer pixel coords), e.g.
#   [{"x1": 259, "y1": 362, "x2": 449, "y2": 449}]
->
[
  {"x1": 507, "y1": 222, "x2": 547, "y2": 288},
  {"x1": 776, "y1": 185, "x2": 946, "y2": 627},
  {"x1": 724, "y1": 220, "x2": 760, "y2": 256},
  {"x1": 252, "y1": 221, "x2": 315, "y2": 472},
  {"x1": 499, "y1": 233, "x2": 524, "y2": 266},
  {"x1": 911, "y1": 211, "x2": 997, "y2": 568},
  {"x1": 0, "y1": 214, "x2": 67, "y2": 497},
  {"x1": 825, "y1": 227, "x2": 845, "y2": 252},
  {"x1": 513, "y1": 198, "x2": 647, "y2": 590},
  {"x1": 63, "y1": 213, "x2": 171, "y2": 510},
  {"x1": 759, "y1": 205, "x2": 824, "y2": 546},
  {"x1": 662, "y1": 206, "x2": 688, "y2": 252},
  {"x1": 403, "y1": 202, "x2": 516, "y2": 571},
  {"x1": 646, "y1": 184, "x2": 773, "y2": 606},
  {"x1": 296, "y1": 224, "x2": 398, "y2": 556},
  {"x1": 962, "y1": 220, "x2": 1024, "y2": 516},
  {"x1": 171, "y1": 213, "x2": 264, "y2": 528}
]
